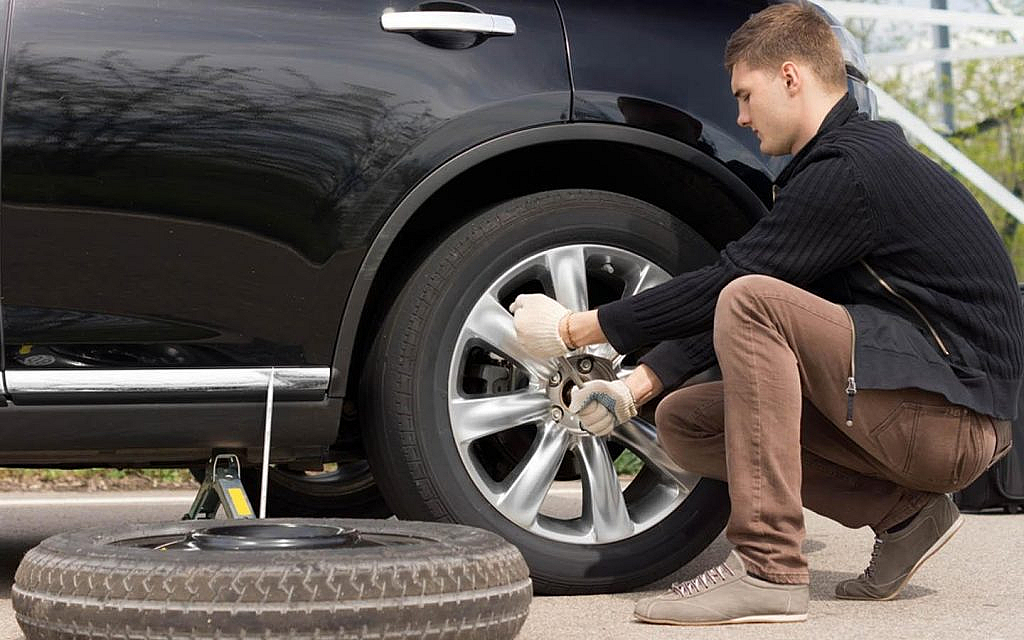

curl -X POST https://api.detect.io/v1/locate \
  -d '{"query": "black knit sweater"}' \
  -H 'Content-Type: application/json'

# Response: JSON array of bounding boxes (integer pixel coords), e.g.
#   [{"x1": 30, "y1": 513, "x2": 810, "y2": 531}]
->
[{"x1": 597, "y1": 93, "x2": 1024, "y2": 420}]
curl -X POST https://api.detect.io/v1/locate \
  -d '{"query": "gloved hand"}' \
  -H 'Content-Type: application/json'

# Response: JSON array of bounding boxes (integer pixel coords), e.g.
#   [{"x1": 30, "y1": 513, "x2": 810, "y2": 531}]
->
[
  {"x1": 568, "y1": 379, "x2": 637, "y2": 437},
  {"x1": 508, "y1": 293, "x2": 573, "y2": 360}
]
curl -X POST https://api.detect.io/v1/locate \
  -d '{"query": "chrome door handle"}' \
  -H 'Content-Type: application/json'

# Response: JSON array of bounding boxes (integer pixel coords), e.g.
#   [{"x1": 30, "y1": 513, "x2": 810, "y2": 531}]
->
[{"x1": 380, "y1": 11, "x2": 516, "y2": 36}]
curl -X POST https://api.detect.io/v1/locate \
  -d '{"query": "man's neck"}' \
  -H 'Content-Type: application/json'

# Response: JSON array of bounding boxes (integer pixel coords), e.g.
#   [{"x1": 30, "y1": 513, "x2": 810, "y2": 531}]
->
[{"x1": 790, "y1": 92, "x2": 846, "y2": 155}]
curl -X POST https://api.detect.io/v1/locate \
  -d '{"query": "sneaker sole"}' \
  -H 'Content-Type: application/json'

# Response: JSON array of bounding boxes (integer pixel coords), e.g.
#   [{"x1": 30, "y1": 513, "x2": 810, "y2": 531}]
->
[
  {"x1": 835, "y1": 513, "x2": 965, "y2": 601},
  {"x1": 634, "y1": 612, "x2": 808, "y2": 626}
]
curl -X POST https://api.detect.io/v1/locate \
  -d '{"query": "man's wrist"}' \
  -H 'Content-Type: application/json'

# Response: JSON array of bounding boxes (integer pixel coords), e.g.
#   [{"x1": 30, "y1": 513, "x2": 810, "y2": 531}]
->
[
  {"x1": 624, "y1": 364, "x2": 664, "y2": 406},
  {"x1": 558, "y1": 313, "x2": 577, "y2": 349},
  {"x1": 559, "y1": 310, "x2": 607, "y2": 348}
]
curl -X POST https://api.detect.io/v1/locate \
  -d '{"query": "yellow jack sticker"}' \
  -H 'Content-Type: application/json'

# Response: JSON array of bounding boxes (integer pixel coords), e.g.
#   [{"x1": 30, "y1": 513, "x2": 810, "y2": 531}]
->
[{"x1": 227, "y1": 487, "x2": 253, "y2": 517}]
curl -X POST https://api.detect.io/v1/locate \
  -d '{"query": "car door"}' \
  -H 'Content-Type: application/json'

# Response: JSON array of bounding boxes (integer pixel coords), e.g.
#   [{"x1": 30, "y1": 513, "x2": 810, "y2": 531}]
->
[{"x1": 0, "y1": 0, "x2": 570, "y2": 404}]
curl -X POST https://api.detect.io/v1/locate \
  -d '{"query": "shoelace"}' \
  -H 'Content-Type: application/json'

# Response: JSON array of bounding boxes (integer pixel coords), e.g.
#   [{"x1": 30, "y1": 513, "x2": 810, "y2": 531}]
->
[
  {"x1": 670, "y1": 562, "x2": 736, "y2": 597},
  {"x1": 862, "y1": 537, "x2": 884, "y2": 578}
]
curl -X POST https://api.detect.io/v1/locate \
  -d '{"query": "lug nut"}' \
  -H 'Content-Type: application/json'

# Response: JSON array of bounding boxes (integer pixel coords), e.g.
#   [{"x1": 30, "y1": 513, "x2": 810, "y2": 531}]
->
[
  {"x1": 578, "y1": 358, "x2": 593, "y2": 373},
  {"x1": 549, "y1": 372, "x2": 562, "y2": 386},
  {"x1": 551, "y1": 407, "x2": 564, "y2": 421}
]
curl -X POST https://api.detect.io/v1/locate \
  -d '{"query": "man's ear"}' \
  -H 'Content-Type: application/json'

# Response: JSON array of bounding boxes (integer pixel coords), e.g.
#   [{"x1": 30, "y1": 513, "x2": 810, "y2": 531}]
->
[{"x1": 780, "y1": 61, "x2": 801, "y2": 95}]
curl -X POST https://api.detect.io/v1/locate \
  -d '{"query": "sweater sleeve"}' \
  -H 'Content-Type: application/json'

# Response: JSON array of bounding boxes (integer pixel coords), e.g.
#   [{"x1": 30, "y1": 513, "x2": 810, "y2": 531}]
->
[
  {"x1": 637, "y1": 330, "x2": 716, "y2": 390},
  {"x1": 598, "y1": 151, "x2": 877, "y2": 354}
]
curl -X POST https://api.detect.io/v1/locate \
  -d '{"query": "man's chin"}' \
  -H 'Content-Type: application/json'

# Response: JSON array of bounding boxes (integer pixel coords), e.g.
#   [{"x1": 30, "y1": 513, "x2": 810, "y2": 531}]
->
[{"x1": 759, "y1": 142, "x2": 788, "y2": 156}]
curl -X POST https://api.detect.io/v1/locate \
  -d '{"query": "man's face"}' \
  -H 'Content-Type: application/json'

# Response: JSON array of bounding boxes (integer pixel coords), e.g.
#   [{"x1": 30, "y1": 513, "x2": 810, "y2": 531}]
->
[{"x1": 730, "y1": 61, "x2": 799, "y2": 156}]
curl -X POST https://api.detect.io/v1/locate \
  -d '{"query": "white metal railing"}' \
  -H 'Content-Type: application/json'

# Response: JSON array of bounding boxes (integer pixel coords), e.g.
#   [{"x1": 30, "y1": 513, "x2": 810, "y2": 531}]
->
[
  {"x1": 818, "y1": 2, "x2": 1024, "y2": 30},
  {"x1": 867, "y1": 42, "x2": 1024, "y2": 67},
  {"x1": 873, "y1": 87, "x2": 1024, "y2": 222},
  {"x1": 816, "y1": 1, "x2": 1024, "y2": 224}
]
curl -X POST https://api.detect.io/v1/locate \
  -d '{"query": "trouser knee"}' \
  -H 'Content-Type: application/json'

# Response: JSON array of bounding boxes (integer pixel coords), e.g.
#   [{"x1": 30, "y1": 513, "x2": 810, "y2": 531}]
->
[
  {"x1": 712, "y1": 274, "x2": 784, "y2": 352},
  {"x1": 654, "y1": 391, "x2": 723, "y2": 473}
]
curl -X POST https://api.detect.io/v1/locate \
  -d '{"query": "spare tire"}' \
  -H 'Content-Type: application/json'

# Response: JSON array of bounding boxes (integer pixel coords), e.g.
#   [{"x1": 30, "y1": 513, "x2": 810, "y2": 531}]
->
[{"x1": 13, "y1": 518, "x2": 531, "y2": 640}]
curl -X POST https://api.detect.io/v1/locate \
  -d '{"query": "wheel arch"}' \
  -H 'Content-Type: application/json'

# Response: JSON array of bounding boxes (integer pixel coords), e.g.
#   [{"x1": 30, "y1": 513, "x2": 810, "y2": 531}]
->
[{"x1": 329, "y1": 122, "x2": 771, "y2": 398}]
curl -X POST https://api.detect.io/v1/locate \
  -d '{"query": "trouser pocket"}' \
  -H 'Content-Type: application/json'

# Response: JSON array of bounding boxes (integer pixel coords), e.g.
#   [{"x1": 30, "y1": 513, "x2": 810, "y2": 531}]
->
[
  {"x1": 987, "y1": 420, "x2": 1013, "y2": 469},
  {"x1": 869, "y1": 402, "x2": 971, "y2": 492}
]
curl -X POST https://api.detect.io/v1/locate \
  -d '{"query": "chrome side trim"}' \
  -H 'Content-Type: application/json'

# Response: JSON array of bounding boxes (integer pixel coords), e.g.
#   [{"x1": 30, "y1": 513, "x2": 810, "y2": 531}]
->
[
  {"x1": 5, "y1": 367, "x2": 329, "y2": 403},
  {"x1": 381, "y1": 11, "x2": 516, "y2": 36}
]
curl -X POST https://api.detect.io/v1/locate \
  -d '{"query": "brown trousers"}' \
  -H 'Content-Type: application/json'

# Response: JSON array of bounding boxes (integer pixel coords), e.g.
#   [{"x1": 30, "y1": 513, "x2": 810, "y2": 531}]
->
[{"x1": 655, "y1": 275, "x2": 1013, "y2": 585}]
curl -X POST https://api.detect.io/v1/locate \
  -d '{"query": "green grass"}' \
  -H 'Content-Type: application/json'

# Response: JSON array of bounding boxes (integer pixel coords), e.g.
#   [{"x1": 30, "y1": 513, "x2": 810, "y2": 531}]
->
[
  {"x1": 0, "y1": 468, "x2": 196, "y2": 488},
  {"x1": 614, "y1": 450, "x2": 643, "y2": 475}
]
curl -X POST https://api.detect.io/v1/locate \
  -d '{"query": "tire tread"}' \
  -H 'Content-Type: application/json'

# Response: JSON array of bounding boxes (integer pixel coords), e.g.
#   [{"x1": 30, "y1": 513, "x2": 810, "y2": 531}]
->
[{"x1": 13, "y1": 519, "x2": 531, "y2": 639}]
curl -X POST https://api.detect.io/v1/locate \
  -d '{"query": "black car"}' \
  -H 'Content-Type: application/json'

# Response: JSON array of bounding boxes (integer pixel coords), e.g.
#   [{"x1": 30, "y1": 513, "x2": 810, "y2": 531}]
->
[{"x1": 0, "y1": 0, "x2": 873, "y2": 593}]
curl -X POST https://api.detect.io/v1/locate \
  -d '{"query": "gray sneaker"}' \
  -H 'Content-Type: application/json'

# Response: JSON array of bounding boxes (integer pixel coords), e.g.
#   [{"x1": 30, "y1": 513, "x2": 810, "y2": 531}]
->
[
  {"x1": 835, "y1": 493, "x2": 964, "y2": 601},
  {"x1": 633, "y1": 550, "x2": 809, "y2": 626}
]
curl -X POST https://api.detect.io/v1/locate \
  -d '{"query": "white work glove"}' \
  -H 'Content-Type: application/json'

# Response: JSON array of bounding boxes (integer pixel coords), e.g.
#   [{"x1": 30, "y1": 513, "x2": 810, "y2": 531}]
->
[
  {"x1": 569, "y1": 379, "x2": 637, "y2": 437},
  {"x1": 508, "y1": 293, "x2": 573, "y2": 360}
]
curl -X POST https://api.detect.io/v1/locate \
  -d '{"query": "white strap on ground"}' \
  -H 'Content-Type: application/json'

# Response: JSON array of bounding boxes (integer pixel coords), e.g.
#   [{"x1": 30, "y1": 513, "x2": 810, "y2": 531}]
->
[{"x1": 259, "y1": 367, "x2": 275, "y2": 518}]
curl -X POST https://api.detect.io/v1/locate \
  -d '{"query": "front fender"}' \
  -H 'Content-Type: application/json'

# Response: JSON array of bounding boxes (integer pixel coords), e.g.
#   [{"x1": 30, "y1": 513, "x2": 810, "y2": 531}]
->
[{"x1": 328, "y1": 121, "x2": 771, "y2": 396}]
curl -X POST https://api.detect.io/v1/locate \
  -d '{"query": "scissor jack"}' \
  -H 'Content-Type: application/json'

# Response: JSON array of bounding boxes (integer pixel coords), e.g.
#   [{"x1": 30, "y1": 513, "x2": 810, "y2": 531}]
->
[
  {"x1": 183, "y1": 453, "x2": 256, "y2": 520},
  {"x1": 183, "y1": 368, "x2": 277, "y2": 521}
]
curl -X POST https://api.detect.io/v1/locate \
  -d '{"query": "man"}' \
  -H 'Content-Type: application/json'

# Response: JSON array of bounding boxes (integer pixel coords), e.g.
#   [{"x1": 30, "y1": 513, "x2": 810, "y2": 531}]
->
[{"x1": 509, "y1": 3, "x2": 1020, "y2": 627}]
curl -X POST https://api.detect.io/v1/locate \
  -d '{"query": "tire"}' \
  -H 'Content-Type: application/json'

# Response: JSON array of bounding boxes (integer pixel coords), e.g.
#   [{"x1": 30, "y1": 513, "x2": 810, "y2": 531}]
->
[
  {"x1": 191, "y1": 461, "x2": 392, "y2": 518},
  {"x1": 361, "y1": 189, "x2": 731, "y2": 595},
  {"x1": 13, "y1": 518, "x2": 531, "y2": 640}
]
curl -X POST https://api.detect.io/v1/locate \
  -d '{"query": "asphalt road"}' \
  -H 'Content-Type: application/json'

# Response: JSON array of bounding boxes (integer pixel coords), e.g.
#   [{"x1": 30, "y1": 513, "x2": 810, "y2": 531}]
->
[{"x1": 0, "y1": 491, "x2": 1021, "y2": 639}]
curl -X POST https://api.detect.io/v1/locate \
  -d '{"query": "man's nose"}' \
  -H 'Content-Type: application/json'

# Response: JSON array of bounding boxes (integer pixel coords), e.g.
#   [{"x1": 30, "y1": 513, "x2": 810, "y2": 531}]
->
[{"x1": 737, "y1": 109, "x2": 750, "y2": 128}]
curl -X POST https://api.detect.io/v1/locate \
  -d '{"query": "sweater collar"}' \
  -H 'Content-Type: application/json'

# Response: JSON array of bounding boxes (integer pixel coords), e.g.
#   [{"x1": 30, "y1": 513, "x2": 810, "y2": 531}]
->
[{"x1": 775, "y1": 92, "x2": 858, "y2": 187}]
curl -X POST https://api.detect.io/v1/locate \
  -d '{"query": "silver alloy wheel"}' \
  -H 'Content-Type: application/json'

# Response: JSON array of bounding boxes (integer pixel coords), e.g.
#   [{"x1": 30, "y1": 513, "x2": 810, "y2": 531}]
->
[{"x1": 448, "y1": 244, "x2": 703, "y2": 544}]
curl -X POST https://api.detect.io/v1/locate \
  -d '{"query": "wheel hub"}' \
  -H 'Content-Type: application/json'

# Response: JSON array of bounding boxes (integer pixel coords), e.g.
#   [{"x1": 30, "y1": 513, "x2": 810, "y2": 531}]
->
[
  {"x1": 448, "y1": 243, "x2": 691, "y2": 544},
  {"x1": 545, "y1": 355, "x2": 616, "y2": 435}
]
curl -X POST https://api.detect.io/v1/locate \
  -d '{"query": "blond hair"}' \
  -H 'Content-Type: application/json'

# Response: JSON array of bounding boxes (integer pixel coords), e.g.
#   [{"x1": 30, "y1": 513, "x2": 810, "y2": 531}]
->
[{"x1": 724, "y1": 3, "x2": 846, "y2": 90}]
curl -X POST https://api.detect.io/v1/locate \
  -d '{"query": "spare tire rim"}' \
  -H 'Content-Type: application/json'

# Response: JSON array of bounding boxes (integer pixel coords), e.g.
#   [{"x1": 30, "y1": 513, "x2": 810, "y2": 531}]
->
[
  {"x1": 448, "y1": 244, "x2": 702, "y2": 544},
  {"x1": 113, "y1": 523, "x2": 431, "y2": 550}
]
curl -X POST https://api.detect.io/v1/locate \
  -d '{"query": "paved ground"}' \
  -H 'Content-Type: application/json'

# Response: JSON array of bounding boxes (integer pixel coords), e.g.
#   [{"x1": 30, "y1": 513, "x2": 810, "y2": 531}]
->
[
  {"x1": 0, "y1": 491, "x2": 1020, "y2": 639},
  {"x1": 522, "y1": 510, "x2": 1024, "y2": 640}
]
